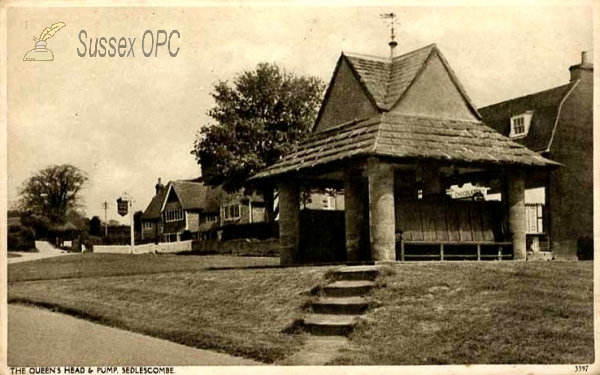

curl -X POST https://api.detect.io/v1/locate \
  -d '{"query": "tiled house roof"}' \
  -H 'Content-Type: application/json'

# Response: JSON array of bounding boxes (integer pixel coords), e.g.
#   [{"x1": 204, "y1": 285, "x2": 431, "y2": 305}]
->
[
  {"x1": 141, "y1": 187, "x2": 167, "y2": 220},
  {"x1": 251, "y1": 113, "x2": 559, "y2": 180},
  {"x1": 169, "y1": 181, "x2": 212, "y2": 211},
  {"x1": 479, "y1": 83, "x2": 577, "y2": 152}
]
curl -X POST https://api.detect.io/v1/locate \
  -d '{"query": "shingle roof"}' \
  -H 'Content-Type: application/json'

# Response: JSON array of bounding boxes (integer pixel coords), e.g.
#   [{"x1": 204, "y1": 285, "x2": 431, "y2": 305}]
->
[
  {"x1": 341, "y1": 44, "x2": 480, "y2": 117},
  {"x1": 250, "y1": 113, "x2": 559, "y2": 180},
  {"x1": 478, "y1": 83, "x2": 576, "y2": 152}
]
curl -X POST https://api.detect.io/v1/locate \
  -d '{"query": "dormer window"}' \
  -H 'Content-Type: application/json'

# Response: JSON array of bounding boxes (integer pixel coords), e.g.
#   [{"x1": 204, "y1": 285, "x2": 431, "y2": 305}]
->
[{"x1": 509, "y1": 111, "x2": 534, "y2": 138}]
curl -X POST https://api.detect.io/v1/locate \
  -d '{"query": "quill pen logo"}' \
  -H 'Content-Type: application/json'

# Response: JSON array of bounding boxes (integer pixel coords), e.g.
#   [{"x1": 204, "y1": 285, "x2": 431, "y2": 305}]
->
[{"x1": 23, "y1": 22, "x2": 66, "y2": 61}]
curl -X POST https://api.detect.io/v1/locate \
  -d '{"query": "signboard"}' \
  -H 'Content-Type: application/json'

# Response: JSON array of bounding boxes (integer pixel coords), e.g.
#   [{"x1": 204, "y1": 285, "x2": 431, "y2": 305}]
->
[{"x1": 117, "y1": 197, "x2": 129, "y2": 217}]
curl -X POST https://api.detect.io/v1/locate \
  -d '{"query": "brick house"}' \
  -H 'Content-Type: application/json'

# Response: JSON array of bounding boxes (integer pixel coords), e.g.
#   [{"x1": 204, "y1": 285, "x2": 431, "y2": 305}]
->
[
  {"x1": 141, "y1": 178, "x2": 265, "y2": 242},
  {"x1": 479, "y1": 52, "x2": 593, "y2": 259}
]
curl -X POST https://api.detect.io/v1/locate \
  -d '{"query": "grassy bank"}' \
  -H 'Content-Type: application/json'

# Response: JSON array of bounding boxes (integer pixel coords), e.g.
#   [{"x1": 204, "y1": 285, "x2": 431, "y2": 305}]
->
[
  {"x1": 9, "y1": 255, "x2": 593, "y2": 364},
  {"x1": 9, "y1": 254, "x2": 329, "y2": 363},
  {"x1": 331, "y1": 261, "x2": 594, "y2": 365}
]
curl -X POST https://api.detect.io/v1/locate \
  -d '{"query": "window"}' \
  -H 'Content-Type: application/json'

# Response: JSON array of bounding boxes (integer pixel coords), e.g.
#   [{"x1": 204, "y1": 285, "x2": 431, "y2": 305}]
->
[
  {"x1": 165, "y1": 209, "x2": 184, "y2": 222},
  {"x1": 143, "y1": 221, "x2": 153, "y2": 230},
  {"x1": 223, "y1": 204, "x2": 241, "y2": 221},
  {"x1": 512, "y1": 117, "x2": 525, "y2": 135},
  {"x1": 322, "y1": 196, "x2": 335, "y2": 210},
  {"x1": 205, "y1": 213, "x2": 218, "y2": 223},
  {"x1": 509, "y1": 111, "x2": 534, "y2": 138}
]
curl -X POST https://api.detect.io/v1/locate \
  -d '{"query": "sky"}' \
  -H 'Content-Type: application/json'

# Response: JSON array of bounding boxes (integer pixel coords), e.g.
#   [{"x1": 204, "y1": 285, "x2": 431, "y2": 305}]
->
[{"x1": 5, "y1": 2, "x2": 594, "y2": 223}]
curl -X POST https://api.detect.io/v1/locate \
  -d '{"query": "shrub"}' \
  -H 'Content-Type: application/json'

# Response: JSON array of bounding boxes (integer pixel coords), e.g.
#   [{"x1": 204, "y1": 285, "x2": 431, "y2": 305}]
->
[
  {"x1": 180, "y1": 230, "x2": 193, "y2": 241},
  {"x1": 7, "y1": 226, "x2": 36, "y2": 251},
  {"x1": 577, "y1": 236, "x2": 593, "y2": 261},
  {"x1": 220, "y1": 222, "x2": 278, "y2": 241}
]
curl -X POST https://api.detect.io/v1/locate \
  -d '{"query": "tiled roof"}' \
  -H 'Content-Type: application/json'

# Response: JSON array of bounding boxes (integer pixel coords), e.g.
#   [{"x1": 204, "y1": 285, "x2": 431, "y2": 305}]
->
[
  {"x1": 345, "y1": 45, "x2": 433, "y2": 110},
  {"x1": 479, "y1": 83, "x2": 576, "y2": 152},
  {"x1": 141, "y1": 187, "x2": 167, "y2": 220},
  {"x1": 170, "y1": 180, "x2": 211, "y2": 211},
  {"x1": 142, "y1": 180, "x2": 260, "y2": 219},
  {"x1": 250, "y1": 113, "x2": 558, "y2": 180},
  {"x1": 342, "y1": 44, "x2": 479, "y2": 117}
]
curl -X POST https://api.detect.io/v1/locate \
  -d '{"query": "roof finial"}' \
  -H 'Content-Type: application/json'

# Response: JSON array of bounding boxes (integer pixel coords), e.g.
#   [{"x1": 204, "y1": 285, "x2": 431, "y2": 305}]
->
[{"x1": 381, "y1": 12, "x2": 398, "y2": 59}]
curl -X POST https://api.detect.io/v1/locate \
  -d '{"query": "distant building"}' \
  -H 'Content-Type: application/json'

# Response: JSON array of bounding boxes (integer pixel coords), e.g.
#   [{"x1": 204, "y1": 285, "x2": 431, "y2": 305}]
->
[
  {"x1": 140, "y1": 178, "x2": 265, "y2": 242},
  {"x1": 479, "y1": 52, "x2": 593, "y2": 258}
]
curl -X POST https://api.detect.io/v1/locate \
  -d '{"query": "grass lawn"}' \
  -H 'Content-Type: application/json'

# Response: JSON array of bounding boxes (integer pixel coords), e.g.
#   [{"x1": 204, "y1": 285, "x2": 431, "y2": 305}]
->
[
  {"x1": 9, "y1": 254, "x2": 331, "y2": 363},
  {"x1": 331, "y1": 261, "x2": 594, "y2": 365},
  {"x1": 9, "y1": 255, "x2": 594, "y2": 365},
  {"x1": 8, "y1": 253, "x2": 280, "y2": 282}
]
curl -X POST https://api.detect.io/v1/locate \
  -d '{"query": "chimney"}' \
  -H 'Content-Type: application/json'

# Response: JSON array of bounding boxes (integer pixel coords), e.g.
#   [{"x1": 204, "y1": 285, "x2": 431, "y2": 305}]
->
[
  {"x1": 389, "y1": 39, "x2": 398, "y2": 59},
  {"x1": 569, "y1": 51, "x2": 593, "y2": 82},
  {"x1": 155, "y1": 177, "x2": 165, "y2": 195}
]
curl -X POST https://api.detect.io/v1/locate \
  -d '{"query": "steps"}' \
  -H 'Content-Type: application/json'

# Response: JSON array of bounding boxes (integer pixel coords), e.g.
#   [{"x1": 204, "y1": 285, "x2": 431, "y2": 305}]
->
[{"x1": 301, "y1": 265, "x2": 381, "y2": 336}]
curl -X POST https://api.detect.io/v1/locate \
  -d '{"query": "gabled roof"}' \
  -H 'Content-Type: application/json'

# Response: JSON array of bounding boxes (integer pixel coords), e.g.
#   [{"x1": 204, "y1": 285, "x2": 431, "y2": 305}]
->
[
  {"x1": 141, "y1": 187, "x2": 167, "y2": 220},
  {"x1": 479, "y1": 82, "x2": 578, "y2": 152},
  {"x1": 142, "y1": 180, "x2": 262, "y2": 219},
  {"x1": 162, "y1": 180, "x2": 212, "y2": 211},
  {"x1": 250, "y1": 113, "x2": 559, "y2": 180},
  {"x1": 338, "y1": 44, "x2": 481, "y2": 116}
]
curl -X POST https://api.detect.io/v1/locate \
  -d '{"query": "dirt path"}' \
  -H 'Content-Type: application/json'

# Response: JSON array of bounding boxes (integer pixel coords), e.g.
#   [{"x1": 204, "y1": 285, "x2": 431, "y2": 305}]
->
[
  {"x1": 8, "y1": 304, "x2": 263, "y2": 366},
  {"x1": 275, "y1": 336, "x2": 349, "y2": 365},
  {"x1": 8, "y1": 241, "x2": 73, "y2": 264}
]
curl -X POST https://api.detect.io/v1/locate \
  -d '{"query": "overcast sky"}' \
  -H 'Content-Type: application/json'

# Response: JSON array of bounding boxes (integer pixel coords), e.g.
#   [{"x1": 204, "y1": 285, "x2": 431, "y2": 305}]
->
[{"x1": 6, "y1": 3, "x2": 594, "y2": 223}]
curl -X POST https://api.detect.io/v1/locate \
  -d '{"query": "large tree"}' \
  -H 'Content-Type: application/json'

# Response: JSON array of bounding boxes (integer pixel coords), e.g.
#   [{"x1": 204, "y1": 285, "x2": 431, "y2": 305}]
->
[
  {"x1": 19, "y1": 164, "x2": 88, "y2": 225},
  {"x1": 191, "y1": 62, "x2": 325, "y2": 221}
]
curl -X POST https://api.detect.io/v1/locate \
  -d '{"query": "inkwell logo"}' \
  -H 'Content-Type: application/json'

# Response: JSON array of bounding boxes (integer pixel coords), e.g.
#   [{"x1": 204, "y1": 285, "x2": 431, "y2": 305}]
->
[{"x1": 23, "y1": 22, "x2": 66, "y2": 61}]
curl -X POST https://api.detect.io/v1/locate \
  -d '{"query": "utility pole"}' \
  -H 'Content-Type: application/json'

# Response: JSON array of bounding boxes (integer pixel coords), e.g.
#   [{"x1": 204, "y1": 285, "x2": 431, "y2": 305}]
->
[{"x1": 102, "y1": 202, "x2": 109, "y2": 236}]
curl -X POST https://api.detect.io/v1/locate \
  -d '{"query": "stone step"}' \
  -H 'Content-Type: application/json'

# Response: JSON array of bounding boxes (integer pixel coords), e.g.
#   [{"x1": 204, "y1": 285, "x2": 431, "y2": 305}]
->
[
  {"x1": 330, "y1": 266, "x2": 381, "y2": 281},
  {"x1": 321, "y1": 280, "x2": 376, "y2": 297},
  {"x1": 311, "y1": 296, "x2": 371, "y2": 315},
  {"x1": 302, "y1": 314, "x2": 359, "y2": 336}
]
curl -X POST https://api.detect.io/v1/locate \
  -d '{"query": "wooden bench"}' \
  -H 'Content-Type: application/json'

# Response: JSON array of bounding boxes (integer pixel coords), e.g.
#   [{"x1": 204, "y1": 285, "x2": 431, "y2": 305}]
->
[{"x1": 395, "y1": 200, "x2": 513, "y2": 261}]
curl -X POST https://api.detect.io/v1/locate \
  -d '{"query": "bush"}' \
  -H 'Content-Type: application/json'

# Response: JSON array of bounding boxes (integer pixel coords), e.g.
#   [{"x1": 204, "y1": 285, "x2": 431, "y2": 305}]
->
[
  {"x1": 180, "y1": 230, "x2": 193, "y2": 241},
  {"x1": 577, "y1": 236, "x2": 593, "y2": 261},
  {"x1": 83, "y1": 235, "x2": 102, "y2": 252},
  {"x1": 7, "y1": 226, "x2": 36, "y2": 251},
  {"x1": 220, "y1": 222, "x2": 278, "y2": 241}
]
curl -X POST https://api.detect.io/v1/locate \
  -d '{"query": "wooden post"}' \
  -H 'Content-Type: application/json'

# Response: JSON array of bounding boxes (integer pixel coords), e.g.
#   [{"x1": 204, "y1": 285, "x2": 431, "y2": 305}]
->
[
  {"x1": 400, "y1": 241, "x2": 405, "y2": 262},
  {"x1": 440, "y1": 244, "x2": 444, "y2": 261},
  {"x1": 477, "y1": 244, "x2": 481, "y2": 261},
  {"x1": 278, "y1": 180, "x2": 300, "y2": 266}
]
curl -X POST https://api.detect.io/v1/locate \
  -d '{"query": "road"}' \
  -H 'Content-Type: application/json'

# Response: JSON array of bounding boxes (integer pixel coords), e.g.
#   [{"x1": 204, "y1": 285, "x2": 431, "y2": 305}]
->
[
  {"x1": 8, "y1": 305, "x2": 262, "y2": 366},
  {"x1": 8, "y1": 241, "x2": 73, "y2": 264}
]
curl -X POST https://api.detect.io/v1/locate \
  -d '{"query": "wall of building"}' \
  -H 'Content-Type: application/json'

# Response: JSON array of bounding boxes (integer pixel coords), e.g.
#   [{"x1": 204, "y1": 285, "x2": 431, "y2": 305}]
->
[
  {"x1": 187, "y1": 211, "x2": 200, "y2": 232},
  {"x1": 392, "y1": 55, "x2": 478, "y2": 121},
  {"x1": 141, "y1": 220, "x2": 160, "y2": 241},
  {"x1": 314, "y1": 58, "x2": 379, "y2": 132},
  {"x1": 547, "y1": 75, "x2": 593, "y2": 258}
]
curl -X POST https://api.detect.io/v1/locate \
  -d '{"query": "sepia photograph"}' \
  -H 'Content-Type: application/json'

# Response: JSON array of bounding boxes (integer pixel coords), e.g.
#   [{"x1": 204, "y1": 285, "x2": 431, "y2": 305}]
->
[{"x1": 2, "y1": 1, "x2": 596, "y2": 373}]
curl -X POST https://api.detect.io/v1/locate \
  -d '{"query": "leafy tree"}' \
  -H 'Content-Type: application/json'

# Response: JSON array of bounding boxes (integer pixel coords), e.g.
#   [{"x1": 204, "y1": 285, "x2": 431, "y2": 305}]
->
[
  {"x1": 19, "y1": 164, "x2": 88, "y2": 225},
  {"x1": 191, "y1": 62, "x2": 325, "y2": 222}
]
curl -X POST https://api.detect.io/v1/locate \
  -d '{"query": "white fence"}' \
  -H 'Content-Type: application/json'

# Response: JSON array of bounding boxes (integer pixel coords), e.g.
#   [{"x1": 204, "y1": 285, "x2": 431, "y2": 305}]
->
[{"x1": 93, "y1": 240, "x2": 193, "y2": 255}]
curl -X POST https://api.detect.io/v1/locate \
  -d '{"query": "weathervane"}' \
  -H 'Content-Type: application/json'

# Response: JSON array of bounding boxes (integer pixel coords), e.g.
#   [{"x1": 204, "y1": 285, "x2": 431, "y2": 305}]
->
[{"x1": 380, "y1": 12, "x2": 398, "y2": 58}]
